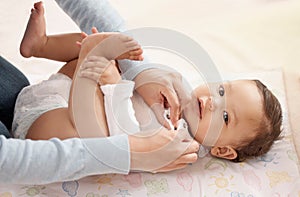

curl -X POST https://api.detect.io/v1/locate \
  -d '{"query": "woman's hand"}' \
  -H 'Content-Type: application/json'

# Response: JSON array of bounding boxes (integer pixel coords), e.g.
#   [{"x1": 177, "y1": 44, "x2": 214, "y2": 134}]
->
[
  {"x1": 128, "y1": 127, "x2": 199, "y2": 172},
  {"x1": 134, "y1": 68, "x2": 191, "y2": 129}
]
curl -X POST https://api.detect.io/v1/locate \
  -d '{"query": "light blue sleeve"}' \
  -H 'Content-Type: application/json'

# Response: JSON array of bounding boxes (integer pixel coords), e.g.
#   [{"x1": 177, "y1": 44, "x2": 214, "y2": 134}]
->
[
  {"x1": 118, "y1": 57, "x2": 159, "y2": 81},
  {"x1": 0, "y1": 135, "x2": 130, "y2": 184},
  {"x1": 54, "y1": 0, "x2": 126, "y2": 34},
  {"x1": 55, "y1": 0, "x2": 158, "y2": 80}
]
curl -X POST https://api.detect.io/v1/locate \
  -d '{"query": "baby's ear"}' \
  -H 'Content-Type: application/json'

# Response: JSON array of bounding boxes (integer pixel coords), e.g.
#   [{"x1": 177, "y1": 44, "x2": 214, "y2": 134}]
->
[{"x1": 210, "y1": 146, "x2": 237, "y2": 160}]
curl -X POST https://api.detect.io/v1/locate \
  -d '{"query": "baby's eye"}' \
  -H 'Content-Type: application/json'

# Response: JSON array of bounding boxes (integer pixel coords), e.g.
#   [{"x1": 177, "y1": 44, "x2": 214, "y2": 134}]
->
[
  {"x1": 218, "y1": 85, "x2": 225, "y2": 96},
  {"x1": 223, "y1": 111, "x2": 229, "y2": 125}
]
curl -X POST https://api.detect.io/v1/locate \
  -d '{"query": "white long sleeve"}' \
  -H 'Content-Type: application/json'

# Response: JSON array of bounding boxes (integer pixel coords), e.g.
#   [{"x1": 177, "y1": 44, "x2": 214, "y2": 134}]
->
[{"x1": 101, "y1": 80, "x2": 140, "y2": 136}]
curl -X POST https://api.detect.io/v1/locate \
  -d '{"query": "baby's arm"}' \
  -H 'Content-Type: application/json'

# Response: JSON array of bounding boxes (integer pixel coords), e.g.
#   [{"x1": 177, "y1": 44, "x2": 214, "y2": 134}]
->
[
  {"x1": 70, "y1": 31, "x2": 143, "y2": 137},
  {"x1": 80, "y1": 56, "x2": 140, "y2": 136}
]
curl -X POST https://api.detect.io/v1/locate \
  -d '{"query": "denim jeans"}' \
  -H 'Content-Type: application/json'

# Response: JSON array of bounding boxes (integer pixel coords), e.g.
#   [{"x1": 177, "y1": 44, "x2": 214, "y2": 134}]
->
[{"x1": 0, "y1": 56, "x2": 29, "y2": 137}]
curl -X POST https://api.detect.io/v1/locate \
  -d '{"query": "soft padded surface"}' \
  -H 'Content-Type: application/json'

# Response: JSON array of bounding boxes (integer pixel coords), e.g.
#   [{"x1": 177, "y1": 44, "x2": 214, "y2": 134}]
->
[{"x1": 1, "y1": 70, "x2": 299, "y2": 196}]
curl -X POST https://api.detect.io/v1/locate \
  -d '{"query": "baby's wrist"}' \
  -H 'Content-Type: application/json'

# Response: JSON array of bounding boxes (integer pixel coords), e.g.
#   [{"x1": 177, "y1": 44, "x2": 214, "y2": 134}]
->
[{"x1": 99, "y1": 74, "x2": 121, "y2": 85}]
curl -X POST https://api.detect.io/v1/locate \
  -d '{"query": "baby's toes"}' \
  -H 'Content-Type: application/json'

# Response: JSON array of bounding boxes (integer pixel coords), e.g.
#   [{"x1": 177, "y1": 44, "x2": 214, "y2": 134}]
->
[
  {"x1": 130, "y1": 48, "x2": 143, "y2": 56},
  {"x1": 125, "y1": 42, "x2": 142, "y2": 53},
  {"x1": 129, "y1": 57, "x2": 141, "y2": 61},
  {"x1": 129, "y1": 55, "x2": 144, "y2": 61}
]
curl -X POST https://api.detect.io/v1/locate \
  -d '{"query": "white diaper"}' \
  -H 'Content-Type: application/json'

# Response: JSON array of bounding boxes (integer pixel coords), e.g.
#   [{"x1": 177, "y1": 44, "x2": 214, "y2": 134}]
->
[{"x1": 12, "y1": 73, "x2": 72, "y2": 139}]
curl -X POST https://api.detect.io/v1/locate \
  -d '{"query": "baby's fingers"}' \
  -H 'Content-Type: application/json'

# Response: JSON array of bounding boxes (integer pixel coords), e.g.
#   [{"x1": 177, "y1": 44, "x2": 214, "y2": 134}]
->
[
  {"x1": 91, "y1": 27, "x2": 99, "y2": 34},
  {"x1": 79, "y1": 68, "x2": 104, "y2": 83},
  {"x1": 81, "y1": 32, "x2": 88, "y2": 39},
  {"x1": 81, "y1": 57, "x2": 111, "y2": 69},
  {"x1": 76, "y1": 41, "x2": 82, "y2": 48},
  {"x1": 86, "y1": 56, "x2": 110, "y2": 62},
  {"x1": 76, "y1": 32, "x2": 89, "y2": 48}
]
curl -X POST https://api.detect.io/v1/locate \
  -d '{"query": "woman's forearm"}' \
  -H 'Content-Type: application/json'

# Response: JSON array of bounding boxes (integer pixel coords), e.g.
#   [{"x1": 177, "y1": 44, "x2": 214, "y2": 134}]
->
[
  {"x1": 55, "y1": 0, "x2": 126, "y2": 34},
  {"x1": 0, "y1": 135, "x2": 130, "y2": 184}
]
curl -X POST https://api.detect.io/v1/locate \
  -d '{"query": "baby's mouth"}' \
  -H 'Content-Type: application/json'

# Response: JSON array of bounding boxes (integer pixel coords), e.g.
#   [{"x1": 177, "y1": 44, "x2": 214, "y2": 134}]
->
[{"x1": 198, "y1": 99, "x2": 202, "y2": 119}]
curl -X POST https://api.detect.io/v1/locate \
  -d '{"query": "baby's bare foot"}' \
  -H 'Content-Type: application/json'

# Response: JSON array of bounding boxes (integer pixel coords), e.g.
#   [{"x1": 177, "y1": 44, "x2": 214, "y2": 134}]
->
[
  {"x1": 20, "y1": 1, "x2": 47, "y2": 58},
  {"x1": 119, "y1": 47, "x2": 143, "y2": 61},
  {"x1": 88, "y1": 34, "x2": 143, "y2": 61}
]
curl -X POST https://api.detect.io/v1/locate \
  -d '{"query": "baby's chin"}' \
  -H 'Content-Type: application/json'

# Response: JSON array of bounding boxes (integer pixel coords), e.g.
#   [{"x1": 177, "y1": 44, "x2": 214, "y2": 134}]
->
[{"x1": 182, "y1": 94, "x2": 200, "y2": 138}]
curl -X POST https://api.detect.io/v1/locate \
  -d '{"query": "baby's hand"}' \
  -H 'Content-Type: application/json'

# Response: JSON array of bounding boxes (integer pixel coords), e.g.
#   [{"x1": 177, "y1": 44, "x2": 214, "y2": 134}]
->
[{"x1": 79, "y1": 56, "x2": 121, "y2": 85}]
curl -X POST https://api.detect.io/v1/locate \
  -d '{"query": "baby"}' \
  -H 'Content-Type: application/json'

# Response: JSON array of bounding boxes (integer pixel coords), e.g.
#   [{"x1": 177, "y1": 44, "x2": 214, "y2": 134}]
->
[
  {"x1": 80, "y1": 57, "x2": 283, "y2": 162},
  {"x1": 13, "y1": 2, "x2": 282, "y2": 163}
]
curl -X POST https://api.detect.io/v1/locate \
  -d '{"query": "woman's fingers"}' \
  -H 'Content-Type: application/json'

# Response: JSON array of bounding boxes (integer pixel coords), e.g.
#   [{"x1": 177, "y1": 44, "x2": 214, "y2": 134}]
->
[
  {"x1": 160, "y1": 87, "x2": 181, "y2": 128},
  {"x1": 154, "y1": 153, "x2": 198, "y2": 173},
  {"x1": 154, "y1": 163, "x2": 187, "y2": 173},
  {"x1": 183, "y1": 140, "x2": 200, "y2": 154},
  {"x1": 174, "y1": 153, "x2": 198, "y2": 165}
]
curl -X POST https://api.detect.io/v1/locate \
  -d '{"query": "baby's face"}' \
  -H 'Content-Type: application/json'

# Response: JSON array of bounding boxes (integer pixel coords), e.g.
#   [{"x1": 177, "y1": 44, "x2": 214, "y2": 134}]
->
[{"x1": 183, "y1": 80, "x2": 264, "y2": 148}]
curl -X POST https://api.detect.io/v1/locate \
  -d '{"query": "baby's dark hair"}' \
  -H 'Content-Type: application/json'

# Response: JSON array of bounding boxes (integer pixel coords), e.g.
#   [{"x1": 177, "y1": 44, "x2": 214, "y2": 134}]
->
[{"x1": 231, "y1": 80, "x2": 283, "y2": 162}]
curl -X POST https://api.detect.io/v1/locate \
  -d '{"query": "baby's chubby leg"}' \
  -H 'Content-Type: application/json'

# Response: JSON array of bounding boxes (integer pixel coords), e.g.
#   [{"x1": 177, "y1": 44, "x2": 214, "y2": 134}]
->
[
  {"x1": 20, "y1": 1, "x2": 47, "y2": 58},
  {"x1": 20, "y1": 1, "x2": 82, "y2": 62}
]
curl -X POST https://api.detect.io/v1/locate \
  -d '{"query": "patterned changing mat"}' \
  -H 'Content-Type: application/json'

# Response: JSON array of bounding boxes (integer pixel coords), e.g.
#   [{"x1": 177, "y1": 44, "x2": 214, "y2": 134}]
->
[{"x1": 0, "y1": 70, "x2": 299, "y2": 196}]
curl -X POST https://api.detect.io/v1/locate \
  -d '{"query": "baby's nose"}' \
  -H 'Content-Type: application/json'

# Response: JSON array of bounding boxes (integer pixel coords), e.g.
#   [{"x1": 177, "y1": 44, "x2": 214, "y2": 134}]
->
[
  {"x1": 201, "y1": 96, "x2": 215, "y2": 112},
  {"x1": 207, "y1": 97, "x2": 215, "y2": 112}
]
